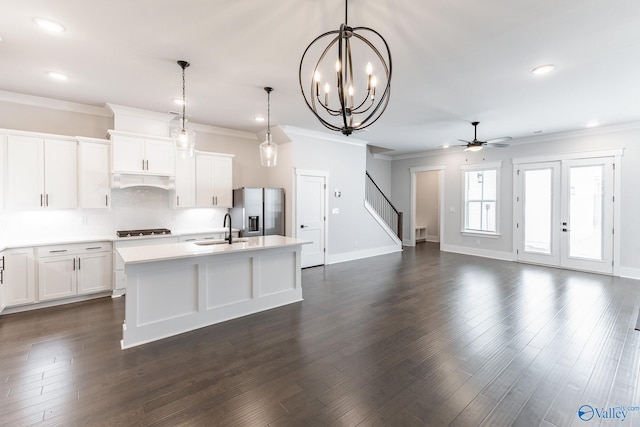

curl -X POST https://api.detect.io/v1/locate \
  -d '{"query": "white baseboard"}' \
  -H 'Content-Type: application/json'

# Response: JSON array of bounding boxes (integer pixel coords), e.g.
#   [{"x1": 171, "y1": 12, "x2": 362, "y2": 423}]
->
[
  {"x1": 327, "y1": 245, "x2": 402, "y2": 265},
  {"x1": 619, "y1": 266, "x2": 640, "y2": 280},
  {"x1": 441, "y1": 243, "x2": 514, "y2": 261},
  {"x1": 425, "y1": 235, "x2": 440, "y2": 243}
]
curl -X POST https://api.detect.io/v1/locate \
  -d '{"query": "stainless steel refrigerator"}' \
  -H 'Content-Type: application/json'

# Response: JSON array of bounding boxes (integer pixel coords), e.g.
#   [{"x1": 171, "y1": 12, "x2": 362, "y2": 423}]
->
[{"x1": 230, "y1": 187, "x2": 285, "y2": 237}]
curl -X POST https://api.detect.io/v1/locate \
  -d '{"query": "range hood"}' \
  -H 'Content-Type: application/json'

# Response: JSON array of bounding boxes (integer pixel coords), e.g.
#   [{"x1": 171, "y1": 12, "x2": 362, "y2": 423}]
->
[{"x1": 111, "y1": 173, "x2": 175, "y2": 190}]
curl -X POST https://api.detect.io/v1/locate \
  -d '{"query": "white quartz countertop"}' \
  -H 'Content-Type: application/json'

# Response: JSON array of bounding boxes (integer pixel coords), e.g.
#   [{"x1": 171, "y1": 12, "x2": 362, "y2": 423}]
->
[
  {"x1": 117, "y1": 235, "x2": 311, "y2": 265},
  {"x1": 0, "y1": 235, "x2": 115, "y2": 252},
  {"x1": 0, "y1": 228, "x2": 239, "y2": 251}
]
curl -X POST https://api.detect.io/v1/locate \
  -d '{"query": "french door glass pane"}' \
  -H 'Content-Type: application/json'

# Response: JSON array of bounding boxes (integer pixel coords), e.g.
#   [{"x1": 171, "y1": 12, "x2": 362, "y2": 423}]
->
[
  {"x1": 524, "y1": 169, "x2": 552, "y2": 254},
  {"x1": 569, "y1": 165, "x2": 604, "y2": 260}
]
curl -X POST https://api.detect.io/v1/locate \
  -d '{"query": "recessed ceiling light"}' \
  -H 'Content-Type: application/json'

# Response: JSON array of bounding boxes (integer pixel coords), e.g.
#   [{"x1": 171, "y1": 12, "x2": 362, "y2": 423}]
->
[
  {"x1": 34, "y1": 18, "x2": 65, "y2": 33},
  {"x1": 254, "y1": 116, "x2": 265, "y2": 122},
  {"x1": 47, "y1": 71, "x2": 68, "y2": 81},
  {"x1": 532, "y1": 64, "x2": 555, "y2": 75},
  {"x1": 442, "y1": 144, "x2": 450, "y2": 148},
  {"x1": 586, "y1": 120, "x2": 599, "y2": 128}
]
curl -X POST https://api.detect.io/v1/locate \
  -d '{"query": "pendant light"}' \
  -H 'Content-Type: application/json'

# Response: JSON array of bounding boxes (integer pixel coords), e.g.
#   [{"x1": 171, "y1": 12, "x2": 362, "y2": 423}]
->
[
  {"x1": 299, "y1": 0, "x2": 392, "y2": 136},
  {"x1": 259, "y1": 87, "x2": 278, "y2": 167},
  {"x1": 171, "y1": 60, "x2": 196, "y2": 155}
]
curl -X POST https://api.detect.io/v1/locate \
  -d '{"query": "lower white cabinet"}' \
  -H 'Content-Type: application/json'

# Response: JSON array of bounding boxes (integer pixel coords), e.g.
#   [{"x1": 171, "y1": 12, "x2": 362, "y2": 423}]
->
[
  {"x1": 37, "y1": 242, "x2": 112, "y2": 302},
  {"x1": 4, "y1": 248, "x2": 36, "y2": 307},
  {"x1": 0, "y1": 251, "x2": 6, "y2": 313}
]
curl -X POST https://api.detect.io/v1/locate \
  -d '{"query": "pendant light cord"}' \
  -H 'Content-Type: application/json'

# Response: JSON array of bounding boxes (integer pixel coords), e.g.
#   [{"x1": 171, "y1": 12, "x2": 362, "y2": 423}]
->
[{"x1": 181, "y1": 65, "x2": 186, "y2": 129}]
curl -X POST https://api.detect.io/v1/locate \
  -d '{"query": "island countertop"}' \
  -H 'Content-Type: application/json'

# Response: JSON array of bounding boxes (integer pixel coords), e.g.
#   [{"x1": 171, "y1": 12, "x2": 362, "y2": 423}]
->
[{"x1": 117, "y1": 235, "x2": 310, "y2": 265}]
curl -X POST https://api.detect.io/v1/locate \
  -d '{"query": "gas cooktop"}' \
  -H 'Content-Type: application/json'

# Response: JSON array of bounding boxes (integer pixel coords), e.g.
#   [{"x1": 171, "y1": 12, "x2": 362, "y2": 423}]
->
[{"x1": 116, "y1": 228, "x2": 172, "y2": 238}]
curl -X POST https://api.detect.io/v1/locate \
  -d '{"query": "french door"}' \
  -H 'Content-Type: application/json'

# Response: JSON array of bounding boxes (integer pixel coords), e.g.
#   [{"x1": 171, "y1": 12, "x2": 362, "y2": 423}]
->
[{"x1": 516, "y1": 157, "x2": 614, "y2": 274}]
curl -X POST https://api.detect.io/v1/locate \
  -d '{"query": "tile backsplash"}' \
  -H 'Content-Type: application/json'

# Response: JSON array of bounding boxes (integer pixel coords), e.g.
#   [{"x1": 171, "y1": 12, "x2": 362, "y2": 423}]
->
[{"x1": 0, "y1": 187, "x2": 228, "y2": 242}]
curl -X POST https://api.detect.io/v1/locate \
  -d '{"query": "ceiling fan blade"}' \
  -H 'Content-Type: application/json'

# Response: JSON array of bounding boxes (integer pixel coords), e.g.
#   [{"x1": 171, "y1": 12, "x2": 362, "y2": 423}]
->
[
  {"x1": 457, "y1": 139, "x2": 472, "y2": 144},
  {"x1": 486, "y1": 136, "x2": 512, "y2": 144},
  {"x1": 485, "y1": 142, "x2": 510, "y2": 148}
]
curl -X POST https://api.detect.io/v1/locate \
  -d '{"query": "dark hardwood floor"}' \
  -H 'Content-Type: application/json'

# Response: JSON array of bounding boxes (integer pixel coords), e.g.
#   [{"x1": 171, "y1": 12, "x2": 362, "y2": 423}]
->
[{"x1": 2, "y1": 243, "x2": 640, "y2": 426}]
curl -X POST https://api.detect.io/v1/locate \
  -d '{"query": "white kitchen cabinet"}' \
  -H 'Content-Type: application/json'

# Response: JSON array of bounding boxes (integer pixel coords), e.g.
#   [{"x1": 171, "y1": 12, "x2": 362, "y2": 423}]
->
[
  {"x1": 5, "y1": 135, "x2": 77, "y2": 209},
  {"x1": 174, "y1": 149, "x2": 195, "y2": 208},
  {"x1": 78, "y1": 138, "x2": 111, "y2": 208},
  {"x1": 38, "y1": 254, "x2": 77, "y2": 301},
  {"x1": 110, "y1": 132, "x2": 175, "y2": 175},
  {"x1": 4, "y1": 248, "x2": 36, "y2": 307},
  {"x1": 77, "y1": 250, "x2": 112, "y2": 294},
  {"x1": 0, "y1": 251, "x2": 5, "y2": 313},
  {"x1": 0, "y1": 136, "x2": 5, "y2": 209},
  {"x1": 37, "y1": 242, "x2": 112, "y2": 302},
  {"x1": 195, "y1": 152, "x2": 233, "y2": 208}
]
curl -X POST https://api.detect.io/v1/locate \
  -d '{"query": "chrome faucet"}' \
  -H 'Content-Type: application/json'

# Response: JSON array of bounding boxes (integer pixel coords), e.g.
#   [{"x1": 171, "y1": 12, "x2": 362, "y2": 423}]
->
[{"x1": 223, "y1": 213, "x2": 233, "y2": 244}]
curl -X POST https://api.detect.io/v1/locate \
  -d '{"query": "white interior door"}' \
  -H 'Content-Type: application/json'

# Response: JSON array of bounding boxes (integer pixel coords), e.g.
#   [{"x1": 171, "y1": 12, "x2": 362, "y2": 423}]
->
[
  {"x1": 296, "y1": 173, "x2": 326, "y2": 268},
  {"x1": 516, "y1": 157, "x2": 614, "y2": 274}
]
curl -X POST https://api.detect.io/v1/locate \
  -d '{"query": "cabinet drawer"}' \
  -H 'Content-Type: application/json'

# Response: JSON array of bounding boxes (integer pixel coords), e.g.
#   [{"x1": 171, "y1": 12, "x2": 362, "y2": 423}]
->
[{"x1": 37, "y1": 242, "x2": 112, "y2": 258}]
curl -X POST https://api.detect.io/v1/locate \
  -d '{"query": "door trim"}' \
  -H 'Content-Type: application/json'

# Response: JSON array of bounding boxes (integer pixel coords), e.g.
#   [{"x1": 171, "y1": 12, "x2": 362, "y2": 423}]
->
[
  {"x1": 512, "y1": 149, "x2": 623, "y2": 275},
  {"x1": 410, "y1": 166, "x2": 445, "y2": 247},
  {"x1": 294, "y1": 168, "x2": 329, "y2": 266}
]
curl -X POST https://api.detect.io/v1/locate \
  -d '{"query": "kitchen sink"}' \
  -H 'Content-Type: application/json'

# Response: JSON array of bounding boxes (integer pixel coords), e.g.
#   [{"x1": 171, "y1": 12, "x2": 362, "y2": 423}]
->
[{"x1": 194, "y1": 238, "x2": 249, "y2": 246}]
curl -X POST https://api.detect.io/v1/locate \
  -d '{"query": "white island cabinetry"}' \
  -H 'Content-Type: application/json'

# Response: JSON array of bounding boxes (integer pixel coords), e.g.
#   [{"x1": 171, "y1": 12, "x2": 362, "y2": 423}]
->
[{"x1": 118, "y1": 235, "x2": 308, "y2": 349}]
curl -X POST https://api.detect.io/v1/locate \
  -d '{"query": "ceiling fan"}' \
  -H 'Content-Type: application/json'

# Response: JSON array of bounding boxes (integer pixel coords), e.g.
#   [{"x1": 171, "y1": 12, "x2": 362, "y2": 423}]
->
[{"x1": 453, "y1": 121, "x2": 511, "y2": 152}]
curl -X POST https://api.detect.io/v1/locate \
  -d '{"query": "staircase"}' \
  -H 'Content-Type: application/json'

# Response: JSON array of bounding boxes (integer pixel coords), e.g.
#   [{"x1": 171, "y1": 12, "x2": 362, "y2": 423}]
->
[{"x1": 365, "y1": 172, "x2": 403, "y2": 244}]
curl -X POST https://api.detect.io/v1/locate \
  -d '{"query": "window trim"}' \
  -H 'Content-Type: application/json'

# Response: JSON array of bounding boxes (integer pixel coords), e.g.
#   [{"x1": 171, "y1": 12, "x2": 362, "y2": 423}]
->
[{"x1": 460, "y1": 162, "x2": 502, "y2": 236}]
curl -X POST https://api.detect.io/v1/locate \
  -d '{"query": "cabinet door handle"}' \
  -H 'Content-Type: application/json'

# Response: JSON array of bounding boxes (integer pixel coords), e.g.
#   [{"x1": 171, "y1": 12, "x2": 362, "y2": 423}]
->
[
  {"x1": 146, "y1": 160, "x2": 149, "y2": 170},
  {"x1": 105, "y1": 194, "x2": 108, "y2": 207},
  {"x1": 41, "y1": 194, "x2": 44, "y2": 207},
  {"x1": 78, "y1": 257, "x2": 81, "y2": 270},
  {"x1": 85, "y1": 246, "x2": 102, "y2": 250},
  {"x1": 212, "y1": 196, "x2": 215, "y2": 206},
  {"x1": 73, "y1": 258, "x2": 76, "y2": 271},
  {"x1": 184, "y1": 238, "x2": 196, "y2": 242},
  {"x1": 0, "y1": 269, "x2": 3, "y2": 284},
  {"x1": 46, "y1": 194, "x2": 49, "y2": 207},
  {"x1": 177, "y1": 195, "x2": 180, "y2": 206},
  {"x1": 50, "y1": 249, "x2": 68, "y2": 253},
  {"x1": 0, "y1": 255, "x2": 4, "y2": 270},
  {"x1": 142, "y1": 159, "x2": 145, "y2": 170}
]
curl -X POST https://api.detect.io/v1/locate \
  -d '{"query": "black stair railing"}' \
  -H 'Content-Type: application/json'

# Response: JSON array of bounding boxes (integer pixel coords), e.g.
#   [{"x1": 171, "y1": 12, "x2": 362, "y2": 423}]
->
[{"x1": 365, "y1": 172, "x2": 403, "y2": 242}]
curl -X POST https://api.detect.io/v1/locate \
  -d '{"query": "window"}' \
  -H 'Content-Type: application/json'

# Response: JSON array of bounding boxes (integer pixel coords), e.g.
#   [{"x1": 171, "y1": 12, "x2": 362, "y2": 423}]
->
[{"x1": 462, "y1": 163, "x2": 500, "y2": 234}]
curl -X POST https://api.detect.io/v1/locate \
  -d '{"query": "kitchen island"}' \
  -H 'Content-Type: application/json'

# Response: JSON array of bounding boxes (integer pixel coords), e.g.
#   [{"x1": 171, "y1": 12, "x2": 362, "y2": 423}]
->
[{"x1": 117, "y1": 235, "x2": 309, "y2": 349}]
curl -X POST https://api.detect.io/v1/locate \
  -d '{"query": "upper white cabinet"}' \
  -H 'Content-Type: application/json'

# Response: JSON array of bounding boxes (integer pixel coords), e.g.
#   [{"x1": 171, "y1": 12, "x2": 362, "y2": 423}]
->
[
  {"x1": 195, "y1": 152, "x2": 233, "y2": 208},
  {"x1": 174, "y1": 149, "x2": 196, "y2": 208},
  {"x1": 110, "y1": 131, "x2": 175, "y2": 175},
  {"x1": 78, "y1": 138, "x2": 111, "y2": 209},
  {"x1": 6, "y1": 135, "x2": 77, "y2": 209},
  {"x1": 0, "y1": 135, "x2": 5, "y2": 210}
]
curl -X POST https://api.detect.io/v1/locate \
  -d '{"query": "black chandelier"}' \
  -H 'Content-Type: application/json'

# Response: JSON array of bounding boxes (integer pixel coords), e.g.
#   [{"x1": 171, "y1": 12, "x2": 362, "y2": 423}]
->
[{"x1": 299, "y1": 0, "x2": 392, "y2": 136}]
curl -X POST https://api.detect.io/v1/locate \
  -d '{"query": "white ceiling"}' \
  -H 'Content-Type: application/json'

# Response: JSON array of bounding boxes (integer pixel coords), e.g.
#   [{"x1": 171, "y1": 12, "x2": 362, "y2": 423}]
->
[{"x1": 1, "y1": 0, "x2": 639, "y2": 156}]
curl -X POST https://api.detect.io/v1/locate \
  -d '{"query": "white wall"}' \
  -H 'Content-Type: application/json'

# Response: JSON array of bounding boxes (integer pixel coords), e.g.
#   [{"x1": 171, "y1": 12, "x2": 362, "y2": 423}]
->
[
  {"x1": 280, "y1": 127, "x2": 399, "y2": 263},
  {"x1": 365, "y1": 147, "x2": 392, "y2": 195},
  {"x1": 390, "y1": 124, "x2": 640, "y2": 277}
]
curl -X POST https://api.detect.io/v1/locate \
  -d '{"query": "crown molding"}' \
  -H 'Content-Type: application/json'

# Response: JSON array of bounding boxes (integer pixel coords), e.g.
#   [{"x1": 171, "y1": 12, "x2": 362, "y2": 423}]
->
[{"x1": 0, "y1": 90, "x2": 111, "y2": 117}]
